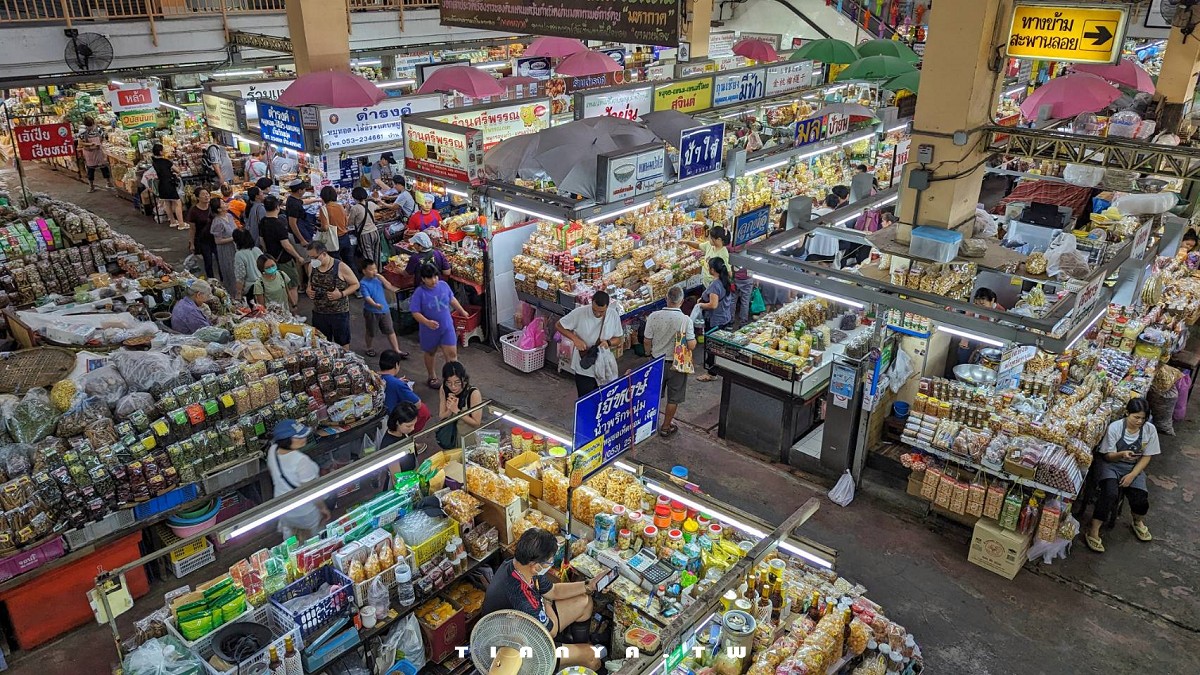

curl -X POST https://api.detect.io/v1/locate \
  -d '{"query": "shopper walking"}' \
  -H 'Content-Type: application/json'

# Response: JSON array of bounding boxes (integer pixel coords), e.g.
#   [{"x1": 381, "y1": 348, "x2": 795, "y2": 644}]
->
[
  {"x1": 285, "y1": 179, "x2": 313, "y2": 247},
  {"x1": 696, "y1": 258, "x2": 736, "y2": 383},
  {"x1": 243, "y1": 186, "x2": 267, "y2": 246},
  {"x1": 438, "y1": 361, "x2": 483, "y2": 449},
  {"x1": 232, "y1": 229, "x2": 263, "y2": 305},
  {"x1": 151, "y1": 144, "x2": 185, "y2": 229},
  {"x1": 410, "y1": 263, "x2": 470, "y2": 389},
  {"x1": 259, "y1": 195, "x2": 302, "y2": 293},
  {"x1": 1086, "y1": 398, "x2": 1160, "y2": 553},
  {"x1": 556, "y1": 290, "x2": 623, "y2": 398},
  {"x1": 378, "y1": 350, "x2": 429, "y2": 429},
  {"x1": 349, "y1": 187, "x2": 382, "y2": 270},
  {"x1": 187, "y1": 188, "x2": 216, "y2": 278},
  {"x1": 252, "y1": 254, "x2": 297, "y2": 309},
  {"x1": 78, "y1": 116, "x2": 113, "y2": 192},
  {"x1": 267, "y1": 419, "x2": 329, "y2": 540},
  {"x1": 210, "y1": 197, "x2": 238, "y2": 289},
  {"x1": 643, "y1": 287, "x2": 696, "y2": 437},
  {"x1": 359, "y1": 259, "x2": 407, "y2": 358},
  {"x1": 305, "y1": 241, "x2": 359, "y2": 347},
  {"x1": 317, "y1": 185, "x2": 355, "y2": 271}
]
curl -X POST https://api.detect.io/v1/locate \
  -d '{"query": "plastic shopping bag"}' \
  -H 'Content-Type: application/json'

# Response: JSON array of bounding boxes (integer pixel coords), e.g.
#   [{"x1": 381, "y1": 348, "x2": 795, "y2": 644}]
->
[
  {"x1": 381, "y1": 613, "x2": 426, "y2": 672},
  {"x1": 828, "y1": 470, "x2": 856, "y2": 507},
  {"x1": 1044, "y1": 231, "x2": 1077, "y2": 278},
  {"x1": 518, "y1": 316, "x2": 547, "y2": 350},
  {"x1": 593, "y1": 348, "x2": 619, "y2": 385}
]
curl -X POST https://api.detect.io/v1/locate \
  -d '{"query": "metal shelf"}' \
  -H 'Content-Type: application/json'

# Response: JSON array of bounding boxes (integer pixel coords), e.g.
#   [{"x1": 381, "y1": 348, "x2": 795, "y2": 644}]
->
[{"x1": 903, "y1": 437, "x2": 1077, "y2": 499}]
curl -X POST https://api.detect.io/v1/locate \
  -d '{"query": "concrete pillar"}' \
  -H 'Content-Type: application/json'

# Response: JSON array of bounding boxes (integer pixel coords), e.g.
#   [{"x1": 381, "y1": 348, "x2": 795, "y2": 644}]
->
[
  {"x1": 895, "y1": 0, "x2": 1007, "y2": 243},
  {"x1": 1154, "y1": 29, "x2": 1200, "y2": 135},
  {"x1": 286, "y1": 0, "x2": 351, "y2": 74},
  {"x1": 682, "y1": 0, "x2": 714, "y2": 60}
]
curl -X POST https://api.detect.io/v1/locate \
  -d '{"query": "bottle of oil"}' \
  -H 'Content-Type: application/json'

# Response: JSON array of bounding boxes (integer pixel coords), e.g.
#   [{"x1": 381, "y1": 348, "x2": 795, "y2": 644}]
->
[
  {"x1": 769, "y1": 580, "x2": 784, "y2": 623},
  {"x1": 268, "y1": 646, "x2": 284, "y2": 675},
  {"x1": 283, "y1": 636, "x2": 302, "y2": 675}
]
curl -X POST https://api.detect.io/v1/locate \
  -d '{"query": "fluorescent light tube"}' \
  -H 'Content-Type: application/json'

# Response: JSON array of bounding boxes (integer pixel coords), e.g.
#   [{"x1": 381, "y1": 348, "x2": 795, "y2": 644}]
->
[
  {"x1": 213, "y1": 69, "x2": 265, "y2": 77},
  {"x1": 445, "y1": 187, "x2": 469, "y2": 198},
  {"x1": 795, "y1": 145, "x2": 838, "y2": 161},
  {"x1": 160, "y1": 102, "x2": 187, "y2": 113},
  {"x1": 226, "y1": 445, "x2": 411, "y2": 539},
  {"x1": 614, "y1": 460, "x2": 637, "y2": 473},
  {"x1": 354, "y1": 59, "x2": 382, "y2": 66},
  {"x1": 780, "y1": 541, "x2": 834, "y2": 569},
  {"x1": 376, "y1": 79, "x2": 416, "y2": 89},
  {"x1": 1002, "y1": 85, "x2": 1026, "y2": 96},
  {"x1": 233, "y1": 134, "x2": 257, "y2": 145},
  {"x1": 492, "y1": 411, "x2": 572, "y2": 446},
  {"x1": 666, "y1": 178, "x2": 723, "y2": 199},
  {"x1": 586, "y1": 201, "x2": 646, "y2": 224},
  {"x1": 840, "y1": 131, "x2": 876, "y2": 146},
  {"x1": 476, "y1": 61, "x2": 509, "y2": 70},
  {"x1": 885, "y1": 123, "x2": 909, "y2": 133},
  {"x1": 495, "y1": 201, "x2": 565, "y2": 224},
  {"x1": 752, "y1": 272, "x2": 864, "y2": 308},
  {"x1": 747, "y1": 159, "x2": 788, "y2": 176},
  {"x1": 1064, "y1": 307, "x2": 1105, "y2": 352},
  {"x1": 935, "y1": 325, "x2": 1005, "y2": 347},
  {"x1": 109, "y1": 80, "x2": 126, "y2": 86}
]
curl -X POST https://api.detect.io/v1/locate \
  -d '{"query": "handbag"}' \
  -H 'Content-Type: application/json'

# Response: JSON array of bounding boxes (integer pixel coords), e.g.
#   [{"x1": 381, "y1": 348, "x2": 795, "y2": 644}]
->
[
  {"x1": 750, "y1": 286, "x2": 766, "y2": 314},
  {"x1": 579, "y1": 345, "x2": 600, "y2": 370},
  {"x1": 671, "y1": 316, "x2": 694, "y2": 374},
  {"x1": 435, "y1": 422, "x2": 458, "y2": 450},
  {"x1": 317, "y1": 205, "x2": 341, "y2": 251}
]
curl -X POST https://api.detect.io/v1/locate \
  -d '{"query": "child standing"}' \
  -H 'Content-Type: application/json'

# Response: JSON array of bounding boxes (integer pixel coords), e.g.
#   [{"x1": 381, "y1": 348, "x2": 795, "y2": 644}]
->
[{"x1": 359, "y1": 260, "x2": 408, "y2": 359}]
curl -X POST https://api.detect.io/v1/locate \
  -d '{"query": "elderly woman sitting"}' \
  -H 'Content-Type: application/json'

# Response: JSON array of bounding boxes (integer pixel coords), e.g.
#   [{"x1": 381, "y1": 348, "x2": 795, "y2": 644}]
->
[{"x1": 171, "y1": 279, "x2": 213, "y2": 334}]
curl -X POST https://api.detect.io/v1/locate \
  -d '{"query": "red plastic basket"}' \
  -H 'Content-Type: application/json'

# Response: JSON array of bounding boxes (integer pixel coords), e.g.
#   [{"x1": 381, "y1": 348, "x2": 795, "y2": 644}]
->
[{"x1": 453, "y1": 305, "x2": 482, "y2": 334}]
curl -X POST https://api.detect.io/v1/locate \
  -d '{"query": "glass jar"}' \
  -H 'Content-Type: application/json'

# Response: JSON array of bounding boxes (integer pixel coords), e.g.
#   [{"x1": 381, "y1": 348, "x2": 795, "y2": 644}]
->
[
  {"x1": 510, "y1": 427, "x2": 524, "y2": 451},
  {"x1": 618, "y1": 528, "x2": 633, "y2": 550},
  {"x1": 643, "y1": 525, "x2": 659, "y2": 550},
  {"x1": 666, "y1": 529, "x2": 684, "y2": 551},
  {"x1": 612, "y1": 504, "x2": 627, "y2": 531},
  {"x1": 522, "y1": 431, "x2": 535, "y2": 453},
  {"x1": 532, "y1": 434, "x2": 546, "y2": 455},
  {"x1": 670, "y1": 500, "x2": 686, "y2": 526},
  {"x1": 682, "y1": 518, "x2": 699, "y2": 543},
  {"x1": 653, "y1": 504, "x2": 672, "y2": 529},
  {"x1": 708, "y1": 523, "x2": 723, "y2": 541}
]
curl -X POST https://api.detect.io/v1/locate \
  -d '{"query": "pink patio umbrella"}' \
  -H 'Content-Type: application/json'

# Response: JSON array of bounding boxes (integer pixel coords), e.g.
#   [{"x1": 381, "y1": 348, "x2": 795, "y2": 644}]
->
[
  {"x1": 1020, "y1": 73, "x2": 1121, "y2": 120},
  {"x1": 525, "y1": 36, "x2": 588, "y2": 58},
  {"x1": 554, "y1": 50, "x2": 621, "y2": 76},
  {"x1": 277, "y1": 69, "x2": 385, "y2": 107},
  {"x1": 1072, "y1": 59, "x2": 1155, "y2": 94},
  {"x1": 500, "y1": 75, "x2": 540, "y2": 88},
  {"x1": 416, "y1": 65, "x2": 504, "y2": 98},
  {"x1": 733, "y1": 38, "x2": 778, "y2": 63}
]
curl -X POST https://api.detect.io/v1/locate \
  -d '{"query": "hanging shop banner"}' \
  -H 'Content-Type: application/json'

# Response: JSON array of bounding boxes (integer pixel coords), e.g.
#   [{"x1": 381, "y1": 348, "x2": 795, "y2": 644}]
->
[
  {"x1": 424, "y1": 99, "x2": 551, "y2": 151},
  {"x1": 562, "y1": 70, "x2": 641, "y2": 94},
  {"x1": 678, "y1": 122, "x2": 725, "y2": 180},
  {"x1": 652, "y1": 77, "x2": 713, "y2": 113},
  {"x1": 573, "y1": 357, "x2": 665, "y2": 465},
  {"x1": 318, "y1": 95, "x2": 442, "y2": 151},
  {"x1": 601, "y1": 49, "x2": 627, "y2": 67},
  {"x1": 576, "y1": 86, "x2": 654, "y2": 121},
  {"x1": 738, "y1": 32, "x2": 783, "y2": 50},
  {"x1": 210, "y1": 79, "x2": 295, "y2": 121},
  {"x1": 824, "y1": 112, "x2": 850, "y2": 139},
  {"x1": 896, "y1": 138, "x2": 912, "y2": 165},
  {"x1": 764, "y1": 61, "x2": 814, "y2": 96},
  {"x1": 712, "y1": 68, "x2": 765, "y2": 107},
  {"x1": 404, "y1": 118, "x2": 484, "y2": 185},
  {"x1": 709, "y1": 30, "x2": 737, "y2": 59},
  {"x1": 1006, "y1": 2, "x2": 1126, "y2": 65},
  {"x1": 106, "y1": 82, "x2": 159, "y2": 113},
  {"x1": 596, "y1": 143, "x2": 665, "y2": 204},
  {"x1": 202, "y1": 93, "x2": 242, "y2": 133},
  {"x1": 732, "y1": 204, "x2": 771, "y2": 247},
  {"x1": 15, "y1": 123, "x2": 74, "y2": 161},
  {"x1": 516, "y1": 56, "x2": 552, "y2": 80},
  {"x1": 257, "y1": 100, "x2": 307, "y2": 152},
  {"x1": 117, "y1": 110, "x2": 159, "y2": 130},
  {"x1": 439, "y1": 0, "x2": 681, "y2": 47},
  {"x1": 794, "y1": 116, "x2": 825, "y2": 147}
]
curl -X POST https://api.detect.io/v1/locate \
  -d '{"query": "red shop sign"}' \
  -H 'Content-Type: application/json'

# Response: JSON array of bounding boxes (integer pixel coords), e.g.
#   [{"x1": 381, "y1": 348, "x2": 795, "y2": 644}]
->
[
  {"x1": 15, "y1": 123, "x2": 75, "y2": 162},
  {"x1": 116, "y1": 87, "x2": 155, "y2": 108}
]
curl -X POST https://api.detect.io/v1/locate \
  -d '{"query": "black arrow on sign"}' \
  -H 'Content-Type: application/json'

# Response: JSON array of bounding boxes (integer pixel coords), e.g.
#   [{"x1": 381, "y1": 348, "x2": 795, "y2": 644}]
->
[{"x1": 1084, "y1": 25, "x2": 1113, "y2": 46}]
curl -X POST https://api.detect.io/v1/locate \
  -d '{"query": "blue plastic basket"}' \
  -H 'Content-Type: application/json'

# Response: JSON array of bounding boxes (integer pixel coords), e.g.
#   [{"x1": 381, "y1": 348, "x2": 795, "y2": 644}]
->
[
  {"x1": 134, "y1": 483, "x2": 201, "y2": 520},
  {"x1": 270, "y1": 565, "x2": 353, "y2": 641},
  {"x1": 387, "y1": 660, "x2": 419, "y2": 675}
]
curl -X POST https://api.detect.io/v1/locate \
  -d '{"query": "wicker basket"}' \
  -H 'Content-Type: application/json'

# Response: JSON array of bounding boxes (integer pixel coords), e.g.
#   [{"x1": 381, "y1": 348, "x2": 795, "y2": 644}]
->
[{"x1": 0, "y1": 347, "x2": 78, "y2": 394}]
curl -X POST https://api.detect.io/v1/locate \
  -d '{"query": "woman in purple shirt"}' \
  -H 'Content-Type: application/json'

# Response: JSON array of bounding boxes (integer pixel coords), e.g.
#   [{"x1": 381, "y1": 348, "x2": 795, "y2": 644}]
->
[
  {"x1": 405, "y1": 231, "x2": 451, "y2": 278},
  {"x1": 410, "y1": 263, "x2": 468, "y2": 389},
  {"x1": 171, "y1": 280, "x2": 213, "y2": 334}
]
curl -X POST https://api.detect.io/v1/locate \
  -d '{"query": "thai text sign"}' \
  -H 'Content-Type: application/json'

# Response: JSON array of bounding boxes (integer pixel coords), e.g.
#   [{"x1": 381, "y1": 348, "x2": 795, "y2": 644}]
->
[
  {"x1": 439, "y1": 0, "x2": 681, "y2": 47},
  {"x1": 319, "y1": 95, "x2": 442, "y2": 151},
  {"x1": 424, "y1": 99, "x2": 551, "y2": 151},
  {"x1": 765, "y1": 61, "x2": 813, "y2": 96},
  {"x1": 573, "y1": 358, "x2": 665, "y2": 465},
  {"x1": 597, "y1": 143, "x2": 665, "y2": 204},
  {"x1": 15, "y1": 123, "x2": 74, "y2": 161},
  {"x1": 712, "y1": 68, "x2": 765, "y2": 107},
  {"x1": 257, "y1": 101, "x2": 307, "y2": 151},
  {"x1": 106, "y1": 83, "x2": 159, "y2": 112},
  {"x1": 203, "y1": 93, "x2": 241, "y2": 133},
  {"x1": 404, "y1": 118, "x2": 484, "y2": 185},
  {"x1": 678, "y1": 122, "x2": 725, "y2": 180},
  {"x1": 577, "y1": 86, "x2": 654, "y2": 121},
  {"x1": 652, "y1": 77, "x2": 713, "y2": 113},
  {"x1": 1006, "y1": 3, "x2": 1126, "y2": 64}
]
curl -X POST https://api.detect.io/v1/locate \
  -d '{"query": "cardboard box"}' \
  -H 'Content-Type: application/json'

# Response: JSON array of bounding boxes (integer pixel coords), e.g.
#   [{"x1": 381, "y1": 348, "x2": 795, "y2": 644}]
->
[
  {"x1": 1003, "y1": 448, "x2": 1037, "y2": 479},
  {"x1": 505, "y1": 451, "x2": 544, "y2": 499},
  {"x1": 477, "y1": 495, "x2": 527, "y2": 545},
  {"x1": 420, "y1": 603, "x2": 466, "y2": 664},
  {"x1": 968, "y1": 517, "x2": 1031, "y2": 579},
  {"x1": 906, "y1": 472, "x2": 925, "y2": 498}
]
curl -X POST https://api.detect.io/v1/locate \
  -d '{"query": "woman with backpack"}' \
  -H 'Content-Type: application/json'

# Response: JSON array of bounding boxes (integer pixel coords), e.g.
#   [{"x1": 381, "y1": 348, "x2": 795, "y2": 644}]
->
[
  {"x1": 349, "y1": 187, "x2": 382, "y2": 269},
  {"x1": 696, "y1": 257, "x2": 736, "y2": 382}
]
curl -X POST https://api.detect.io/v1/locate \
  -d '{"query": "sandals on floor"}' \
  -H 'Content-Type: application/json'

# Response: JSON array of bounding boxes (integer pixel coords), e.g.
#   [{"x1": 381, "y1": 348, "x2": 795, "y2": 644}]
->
[
  {"x1": 1132, "y1": 522, "x2": 1153, "y2": 542},
  {"x1": 1085, "y1": 533, "x2": 1105, "y2": 553},
  {"x1": 427, "y1": 378, "x2": 440, "y2": 389},
  {"x1": 696, "y1": 374, "x2": 717, "y2": 382},
  {"x1": 659, "y1": 424, "x2": 679, "y2": 438},
  {"x1": 365, "y1": 350, "x2": 377, "y2": 358}
]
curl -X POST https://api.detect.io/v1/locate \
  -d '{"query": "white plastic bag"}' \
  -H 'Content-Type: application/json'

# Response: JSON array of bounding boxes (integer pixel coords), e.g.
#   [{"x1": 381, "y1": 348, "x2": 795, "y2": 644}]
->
[
  {"x1": 593, "y1": 348, "x2": 619, "y2": 385},
  {"x1": 1111, "y1": 192, "x2": 1176, "y2": 215},
  {"x1": 828, "y1": 470, "x2": 856, "y2": 507},
  {"x1": 1044, "y1": 231, "x2": 1078, "y2": 277},
  {"x1": 888, "y1": 349, "x2": 913, "y2": 394},
  {"x1": 973, "y1": 206, "x2": 998, "y2": 238},
  {"x1": 1063, "y1": 164, "x2": 1105, "y2": 187},
  {"x1": 381, "y1": 613, "x2": 426, "y2": 673}
]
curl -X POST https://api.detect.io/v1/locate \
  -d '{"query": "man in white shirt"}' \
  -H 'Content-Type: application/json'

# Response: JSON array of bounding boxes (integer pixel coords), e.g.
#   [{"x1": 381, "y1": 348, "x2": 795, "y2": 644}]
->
[
  {"x1": 805, "y1": 193, "x2": 842, "y2": 263},
  {"x1": 642, "y1": 287, "x2": 696, "y2": 438},
  {"x1": 267, "y1": 419, "x2": 329, "y2": 540},
  {"x1": 556, "y1": 291, "x2": 623, "y2": 398}
]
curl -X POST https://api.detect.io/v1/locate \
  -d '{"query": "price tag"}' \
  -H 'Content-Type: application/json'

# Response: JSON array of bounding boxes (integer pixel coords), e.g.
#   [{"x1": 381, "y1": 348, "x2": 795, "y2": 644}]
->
[
  {"x1": 536, "y1": 280, "x2": 550, "y2": 290},
  {"x1": 643, "y1": 259, "x2": 655, "y2": 269},
  {"x1": 514, "y1": 273, "x2": 526, "y2": 281}
]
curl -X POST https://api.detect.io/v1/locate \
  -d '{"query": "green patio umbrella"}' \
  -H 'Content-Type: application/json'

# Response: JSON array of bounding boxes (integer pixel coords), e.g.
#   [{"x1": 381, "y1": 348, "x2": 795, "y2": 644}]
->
[
  {"x1": 883, "y1": 71, "x2": 920, "y2": 93},
  {"x1": 855, "y1": 38, "x2": 921, "y2": 64},
  {"x1": 790, "y1": 38, "x2": 860, "y2": 64},
  {"x1": 835, "y1": 55, "x2": 918, "y2": 81}
]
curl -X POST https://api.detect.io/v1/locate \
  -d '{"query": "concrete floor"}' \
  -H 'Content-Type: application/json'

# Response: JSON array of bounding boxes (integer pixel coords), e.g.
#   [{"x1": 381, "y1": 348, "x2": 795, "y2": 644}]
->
[{"x1": 6, "y1": 163, "x2": 1200, "y2": 674}]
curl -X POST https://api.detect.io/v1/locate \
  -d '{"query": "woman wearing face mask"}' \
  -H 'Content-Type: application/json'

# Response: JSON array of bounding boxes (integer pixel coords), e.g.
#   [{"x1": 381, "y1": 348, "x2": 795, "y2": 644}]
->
[
  {"x1": 481, "y1": 528, "x2": 604, "y2": 671},
  {"x1": 305, "y1": 241, "x2": 359, "y2": 347},
  {"x1": 374, "y1": 402, "x2": 432, "y2": 478},
  {"x1": 253, "y1": 254, "x2": 298, "y2": 309}
]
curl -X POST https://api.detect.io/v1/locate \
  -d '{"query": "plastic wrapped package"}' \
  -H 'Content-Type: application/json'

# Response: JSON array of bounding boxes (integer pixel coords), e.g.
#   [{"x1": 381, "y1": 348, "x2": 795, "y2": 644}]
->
[
  {"x1": 111, "y1": 351, "x2": 184, "y2": 394},
  {"x1": 440, "y1": 489, "x2": 482, "y2": 524},
  {"x1": 56, "y1": 395, "x2": 112, "y2": 438},
  {"x1": 80, "y1": 366, "x2": 128, "y2": 408},
  {"x1": 543, "y1": 467, "x2": 568, "y2": 510},
  {"x1": 122, "y1": 635, "x2": 205, "y2": 675},
  {"x1": 7, "y1": 389, "x2": 58, "y2": 444},
  {"x1": 114, "y1": 392, "x2": 158, "y2": 420},
  {"x1": 192, "y1": 326, "x2": 232, "y2": 344},
  {"x1": 0, "y1": 444, "x2": 34, "y2": 480}
]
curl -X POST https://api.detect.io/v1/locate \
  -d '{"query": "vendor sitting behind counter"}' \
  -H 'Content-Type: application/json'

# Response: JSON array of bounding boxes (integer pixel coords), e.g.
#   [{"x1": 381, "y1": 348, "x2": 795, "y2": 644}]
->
[
  {"x1": 482, "y1": 528, "x2": 604, "y2": 670},
  {"x1": 405, "y1": 231, "x2": 451, "y2": 278},
  {"x1": 171, "y1": 280, "x2": 213, "y2": 334}
]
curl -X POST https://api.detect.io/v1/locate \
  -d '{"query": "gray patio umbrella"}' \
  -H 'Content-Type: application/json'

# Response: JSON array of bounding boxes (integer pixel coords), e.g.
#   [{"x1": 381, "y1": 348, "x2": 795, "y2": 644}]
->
[
  {"x1": 807, "y1": 102, "x2": 878, "y2": 119},
  {"x1": 483, "y1": 133, "x2": 544, "y2": 181},
  {"x1": 641, "y1": 110, "x2": 703, "y2": 146}
]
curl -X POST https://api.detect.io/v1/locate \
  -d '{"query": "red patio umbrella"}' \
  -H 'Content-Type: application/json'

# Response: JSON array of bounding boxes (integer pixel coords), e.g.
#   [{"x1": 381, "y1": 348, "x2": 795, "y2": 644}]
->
[
  {"x1": 416, "y1": 65, "x2": 504, "y2": 98},
  {"x1": 277, "y1": 70, "x2": 385, "y2": 107},
  {"x1": 525, "y1": 36, "x2": 587, "y2": 58},
  {"x1": 554, "y1": 51, "x2": 621, "y2": 76},
  {"x1": 733, "y1": 38, "x2": 778, "y2": 63},
  {"x1": 500, "y1": 75, "x2": 540, "y2": 88}
]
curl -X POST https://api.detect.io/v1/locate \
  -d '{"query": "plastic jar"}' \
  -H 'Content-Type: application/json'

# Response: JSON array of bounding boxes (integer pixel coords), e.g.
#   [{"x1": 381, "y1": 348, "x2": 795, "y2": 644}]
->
[
  {"x1": 708, "y1": 523, "x2": 723, "y2": 541},
  {"x1": 522, "y1": 431, "x2": 535, "y2": 453},
  {"x1": 532, "y1": 434, "x2": 546, "y2": 455},
  {"x1": 612, "y1": 504, "x2": 627, "y2": 531},
  {"x1": 627, "y1": 510, "x2": 644, "y2": 535},
  {"x1": 656, "y1": 494, "x2": 671, "y2": 508},
  {"x1": 670, "y1": 500, "x2": 687, "y2": 526},
  {"x1": 510, "y1": 427, "x2": 524, "y2": 450},
  {"x1": 618, "y1": 528, "x2": 633, "y2": 550},
  {"x1": 394, "y1": 564, "x2": 416, "y2": 607},
  {"x1": 653, "y1": 504, "x2": 672, "y2": 529},
  {"x1": 682, "y1": 518, "x2": 699, "y2": 543},
  {"x1": 643, "y1": 525, "x2": 659, "y2": 549},
  {"x1": 666, "y1": 529, "x2": 684, "y2": 551}
]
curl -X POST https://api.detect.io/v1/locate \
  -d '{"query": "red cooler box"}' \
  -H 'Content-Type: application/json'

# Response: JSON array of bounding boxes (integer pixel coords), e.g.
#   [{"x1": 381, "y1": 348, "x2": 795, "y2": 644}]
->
[{"x1": 0, "y1": 533, "x2": 149, "y2": 650}]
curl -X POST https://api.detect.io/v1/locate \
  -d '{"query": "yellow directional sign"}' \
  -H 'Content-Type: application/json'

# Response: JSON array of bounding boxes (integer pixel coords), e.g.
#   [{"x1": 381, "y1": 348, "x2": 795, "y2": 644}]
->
[{"x1": 1007, "y1": 3, "x2": 1127, "y2": 65}]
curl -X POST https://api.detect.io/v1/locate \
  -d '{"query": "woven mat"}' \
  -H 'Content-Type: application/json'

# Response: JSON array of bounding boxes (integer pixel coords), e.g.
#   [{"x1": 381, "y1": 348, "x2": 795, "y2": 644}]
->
[{"x1": 0, "y1": 347, "x2": 77, "y2": 395}]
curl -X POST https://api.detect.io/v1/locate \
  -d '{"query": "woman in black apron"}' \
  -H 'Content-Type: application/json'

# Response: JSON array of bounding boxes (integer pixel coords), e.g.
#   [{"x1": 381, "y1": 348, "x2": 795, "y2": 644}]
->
[{"x1": 1086, "y1": 398, "x2": 1159, "y2": 552}]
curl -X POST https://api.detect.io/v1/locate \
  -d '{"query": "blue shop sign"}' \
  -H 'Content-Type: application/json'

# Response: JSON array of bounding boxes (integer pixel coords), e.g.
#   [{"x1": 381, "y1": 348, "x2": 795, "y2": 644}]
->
[
  {"x1": 678, "y1": 122, "x2": 725, "y2": 180},
  {"x1": 733, "y1": 205, "x2": 771, "y2": 246},
  {"x1": 258, "y1": 101, "x2": 306, "y2": 152},
  {"x1": 573, "y1": 357, "x2": 665, "y2": 466}
]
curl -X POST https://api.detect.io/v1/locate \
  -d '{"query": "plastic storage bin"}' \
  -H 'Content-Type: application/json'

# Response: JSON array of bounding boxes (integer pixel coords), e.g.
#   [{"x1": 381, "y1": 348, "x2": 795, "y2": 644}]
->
[
  {"x1": 270, "y1": 565, "x2": 353, "y2": 641},
  {"x1": 909, "y1": 225, "x2": 963, "y2": 263},
  {"x1": 134, "y1": 483, "x2": 201, "y2": 520},
  {"x1": 500, "y1": 333, "x2": 546, "y2": 373}
]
